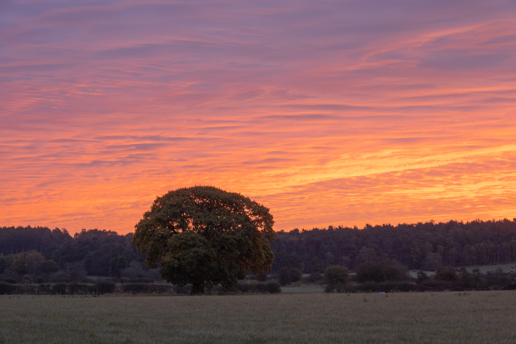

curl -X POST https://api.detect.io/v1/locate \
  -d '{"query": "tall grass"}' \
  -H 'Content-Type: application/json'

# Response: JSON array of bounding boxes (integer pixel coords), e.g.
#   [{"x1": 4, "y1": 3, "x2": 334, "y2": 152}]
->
[{"x1": 1, "y1": 291, "x2": 516, "y2": 343}]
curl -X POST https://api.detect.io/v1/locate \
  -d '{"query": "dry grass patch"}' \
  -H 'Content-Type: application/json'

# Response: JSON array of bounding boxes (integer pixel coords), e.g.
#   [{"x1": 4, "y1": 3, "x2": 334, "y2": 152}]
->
[{"x1": 1, "y1": 291, "x2": 516, "y2": 343}]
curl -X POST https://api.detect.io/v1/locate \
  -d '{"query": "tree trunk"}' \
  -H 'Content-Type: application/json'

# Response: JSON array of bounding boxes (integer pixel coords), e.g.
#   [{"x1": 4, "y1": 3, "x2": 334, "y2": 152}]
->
[{"x1": 190, "y1": 283, "x2": 204, "y2": 295}]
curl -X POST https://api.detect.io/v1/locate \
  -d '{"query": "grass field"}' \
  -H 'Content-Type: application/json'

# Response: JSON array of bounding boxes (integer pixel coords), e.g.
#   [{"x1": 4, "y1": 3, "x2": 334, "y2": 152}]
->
[{"x1": 1, "y1": 291, "x2": 516, "y2": 343}]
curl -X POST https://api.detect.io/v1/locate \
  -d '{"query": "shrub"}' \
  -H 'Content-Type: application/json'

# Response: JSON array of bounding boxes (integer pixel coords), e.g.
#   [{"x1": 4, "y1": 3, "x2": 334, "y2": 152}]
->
[
  {"x1": 253, "y1": 282, "x2": 266, "y2": 293},
  {"x1": 416, "y1": 271, "x2": 429, "y2": 284},
  {"x1": 236, "y1": 281, "x2": 276, "y2": 293},
  {"x1": 236, "y1": 282, "x2": 250, "y2": 293},
  {"x1": 38, "y1": 284, "x2": 52, "y2": 294},
  {"x1": 278, "y1": 268, "x2": 291, "y2": 286},
  {"x1": 53, "y1": 282, "x2": 68, "y2": 295},
  {"x1": 433, "y1": 268, "x2": 458, "y2": 281},
  {"x1": 256, "y1": 273, "x2": 268, "y2": 282},
  {"x1": 38, "y1": 260, "x2": 60, "y2": 274},
  {"x1": 265, "y1": 281, "x2": 281, "y2": 294},
  {"x1": 303, "y1": 272, "x2": 323, "y2": 283},
  {"x1": 0, "y1": 281, "x2": 15, "y2": 295},
  {"x1": 129, "y1": 278, "x2": 154, "y2": 284},
  {"x1": 356, "y1": 260, "x2": 408, "y2": 283},
  {"x1": 458, "y1": 270, "x2": 482, "y2": 289},
  {"x1": 173, "y1": 284, "x2": 192, "y2": 295},
  {"x1": 211, "y1": 285, "x2": 227, "y2": 294},
  {"x1": 50, "y1": 271, "x2": 70, "y2": 283},
  {"x1": 96, "y1": 281, "x2": 116, "y2": 294},
  {"x1": 67, "y1": 283, "x2": 91, "y2": 295},
  {"x1": 122, "y1": 284, "x2": 148, "y2": 294},
  {"x1": 290, "y1": 269, "x2": 302, "y2": 283},
  {"x1": 324, "y1": 265, "x2": 349, "y2": 286}
]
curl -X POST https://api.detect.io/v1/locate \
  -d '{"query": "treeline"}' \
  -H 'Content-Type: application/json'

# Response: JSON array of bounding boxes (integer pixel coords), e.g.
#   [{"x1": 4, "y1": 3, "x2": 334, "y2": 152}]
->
[
  {"x1": 271, "y1": 218, "x2": 516, "y2": 272},
  {"x1": 0, "y1": 226, "x2": 159, "y2": 283},
  {"x1": 2, "y1": 218, "x2": 516, "y2": 283}
]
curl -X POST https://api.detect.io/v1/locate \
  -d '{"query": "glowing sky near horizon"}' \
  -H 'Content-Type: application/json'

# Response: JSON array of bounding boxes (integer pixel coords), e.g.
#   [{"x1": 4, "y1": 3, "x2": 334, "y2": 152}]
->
[{"x1": 2, "y1": 0, "x2": 516, "y2": 234}]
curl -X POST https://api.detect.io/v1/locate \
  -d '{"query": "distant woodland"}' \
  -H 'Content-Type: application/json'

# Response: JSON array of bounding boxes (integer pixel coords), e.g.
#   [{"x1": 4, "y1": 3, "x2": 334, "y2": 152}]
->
[
  {"x1": 2, "y1": 219, "x2": 516, "y2": 282},
  {"x1": 271, "y1": 219, "x2": 516, "y2": 272}
]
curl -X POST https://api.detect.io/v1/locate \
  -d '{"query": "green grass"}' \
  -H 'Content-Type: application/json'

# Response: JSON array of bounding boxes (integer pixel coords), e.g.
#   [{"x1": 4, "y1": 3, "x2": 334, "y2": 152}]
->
[{"x1": 1, "y1": 291, "x2": 516, "y2": 343}]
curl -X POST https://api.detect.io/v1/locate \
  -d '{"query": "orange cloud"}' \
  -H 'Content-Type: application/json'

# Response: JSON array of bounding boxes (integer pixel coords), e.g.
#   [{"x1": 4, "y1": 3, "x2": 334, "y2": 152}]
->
[{"x1": 1, "y1": 1, "x2": 516, "y2": 233}]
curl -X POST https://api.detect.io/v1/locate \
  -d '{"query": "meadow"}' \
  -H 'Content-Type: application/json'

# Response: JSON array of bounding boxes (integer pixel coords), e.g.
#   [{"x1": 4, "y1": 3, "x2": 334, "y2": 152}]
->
[{"x1": 1, "y1": 291, "x2": 516, "y2": 343}]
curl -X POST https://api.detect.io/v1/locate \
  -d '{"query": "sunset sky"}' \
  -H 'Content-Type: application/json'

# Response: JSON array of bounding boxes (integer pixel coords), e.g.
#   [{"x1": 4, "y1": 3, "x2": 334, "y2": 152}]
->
[{"x1": 2, "y1": 0, "x2": 516, "y2": 234}]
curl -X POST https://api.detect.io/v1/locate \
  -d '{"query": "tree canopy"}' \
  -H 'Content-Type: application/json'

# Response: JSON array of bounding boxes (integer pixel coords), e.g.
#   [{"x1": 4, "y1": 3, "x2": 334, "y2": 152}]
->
[{"x1": 132, "y1": 186, "x2": 276, "y2": 294}]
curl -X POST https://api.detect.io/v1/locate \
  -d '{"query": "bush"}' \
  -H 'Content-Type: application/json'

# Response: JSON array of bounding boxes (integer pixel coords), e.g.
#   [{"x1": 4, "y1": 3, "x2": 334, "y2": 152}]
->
[
  {"x1": 458, "y1": 270, "x2": 482, "y2": 289},
  {"x1": 243, "y1": 282, "x2": 264, "y2": 293},
  {"x1": 0, "y1": 281, "x2": 15, "y2": 295},
  {"x1": 96, "y1": 281, "x2": 116, "y2": 294},
  {"x1": 236, "y1": 282, "x2": 250, "y2": 293},
  {"x1": 254, "y1": 282, "x2": 266, "y2": 293},
  {"x1": 278, "y1": 268, "x2": 291, "y2": 286},
  {"x1": 290, "y1": 269, "x2": 302, "y2": 283},
  {"x1": 356, "y1": 260, "x2": 408, "y2": 283},
  {"x1": 433, "y1": 268, "x2": 458, "y2": 281},
  {"x1": 50, "y1": 271, "x2": 70, "y2": 283},
  {"x1": 53, "y1": 282, "x2": 68, "y2": 295},
  {"x1": 416, "y1": 271, "x2": 429, "y2": 284},
  {"x1": 265, "y1": 281, "x2": 281, "y2": 294},
  {"x1": 129, "y1": 278, "x2": 154, "y2": 284},
  {"x1": 173, "y1": 284, "x2": 192, "y2": 295},
  {"x1": 38, "y1": 284, "x2": 52, "y2": 294},
  {"x1": 38, "y1": 260, "x2": 60, "y2": 274},
  {"x1": 67, "y1": 283, "x2": 92, "y2": 295},
  {"x1": 303, "y1": 272, "x2": 323, "y2": 283},
  {"x1": 324, "y1": 265, "x2": 349, "y2": 286},
  {"x1": 121, "y1": 283, "x2": 172, "y2": 294},
  {"x1": 122, "y1": 284, "x2": 148, "y2": 294},
  {"x1": 235, "y1": 281, "x2": 278, "y2": 294},
  {"x1": 256, "y1": 273, "x2": 268, "y2": 282}
]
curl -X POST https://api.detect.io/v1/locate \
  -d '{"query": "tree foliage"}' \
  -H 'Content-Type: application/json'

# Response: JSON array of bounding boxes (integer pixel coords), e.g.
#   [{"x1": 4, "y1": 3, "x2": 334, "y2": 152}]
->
[
  {"x1": 271, "y1": 219, "x2": 516, "y2": 273},
  {"x1": 324, "y1": 265, "x2": 349, "y2": 286},
  {"x1": 356, "y1": 260, "x2": 408, "y2": 283},
  {"x1": 132, "y1": 186, "x2": 276, "y2": 294},
  {"x1": 4, "y1": 218, "x2": 516, "y2": 285},
  {"x1": 0, "y1": 227, "x2": 152, "y2": 282}
]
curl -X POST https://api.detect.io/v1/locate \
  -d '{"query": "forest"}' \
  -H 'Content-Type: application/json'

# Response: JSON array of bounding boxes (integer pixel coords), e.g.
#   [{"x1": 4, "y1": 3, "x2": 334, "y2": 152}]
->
[{"x1": 2, "y1": 218, "x2": 516, "y2": 283}]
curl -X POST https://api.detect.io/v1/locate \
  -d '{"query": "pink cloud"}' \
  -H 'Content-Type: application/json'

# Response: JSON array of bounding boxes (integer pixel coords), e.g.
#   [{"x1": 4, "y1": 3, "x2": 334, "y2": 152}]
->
[{"x1": 1, "y1": 0, "x2": 516, "y2": 233}]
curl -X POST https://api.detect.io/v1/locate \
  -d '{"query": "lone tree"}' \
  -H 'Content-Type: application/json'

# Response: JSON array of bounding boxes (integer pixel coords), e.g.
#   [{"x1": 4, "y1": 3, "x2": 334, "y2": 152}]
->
[{"x1": 132, "y1": 186, "x2": 276, "y2": 294}]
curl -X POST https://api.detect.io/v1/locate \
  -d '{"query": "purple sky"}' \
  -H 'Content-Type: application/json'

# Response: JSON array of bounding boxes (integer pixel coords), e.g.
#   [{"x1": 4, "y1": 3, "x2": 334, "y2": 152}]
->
[{"x1": 2, "y1": 0, "x2": 516, "y2": 233}]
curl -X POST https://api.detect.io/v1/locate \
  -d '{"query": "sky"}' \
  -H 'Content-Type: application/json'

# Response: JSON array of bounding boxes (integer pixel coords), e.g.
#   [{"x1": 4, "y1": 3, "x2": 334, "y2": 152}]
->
[{"x1": 2, "y1": 0, "x2": 516, "y2": 234}]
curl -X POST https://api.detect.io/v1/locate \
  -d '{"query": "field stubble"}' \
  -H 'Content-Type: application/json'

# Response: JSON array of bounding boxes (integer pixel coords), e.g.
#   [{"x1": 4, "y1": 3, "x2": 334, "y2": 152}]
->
[{"x1": 1, "y1": 291, "x2": 516, "y2": 343}]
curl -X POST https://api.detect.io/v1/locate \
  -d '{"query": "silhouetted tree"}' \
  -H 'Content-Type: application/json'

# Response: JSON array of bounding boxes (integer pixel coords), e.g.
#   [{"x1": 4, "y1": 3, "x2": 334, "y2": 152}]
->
[{"x1": 132, "y1": 186, "x2": 276, "y2": 294}]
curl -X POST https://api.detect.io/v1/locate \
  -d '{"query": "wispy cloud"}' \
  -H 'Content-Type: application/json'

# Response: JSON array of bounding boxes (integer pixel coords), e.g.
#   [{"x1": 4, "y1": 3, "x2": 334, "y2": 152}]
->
[{"x1": 1, "y1": 0, "x2": 516, "y2": 232}]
